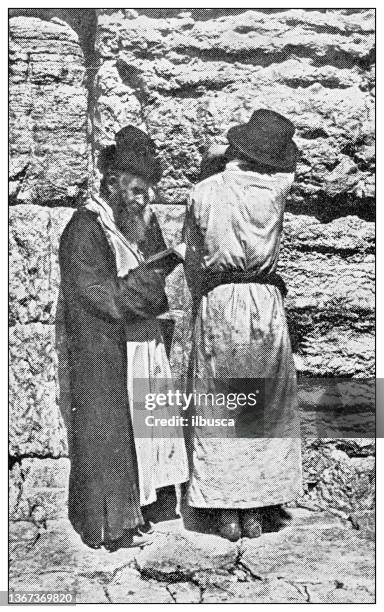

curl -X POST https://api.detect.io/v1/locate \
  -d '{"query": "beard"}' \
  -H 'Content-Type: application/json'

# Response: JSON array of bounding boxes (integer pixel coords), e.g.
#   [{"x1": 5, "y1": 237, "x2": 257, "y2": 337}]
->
[{"x1": 116, "y1": 201, "x2": 151, "y2": 246}]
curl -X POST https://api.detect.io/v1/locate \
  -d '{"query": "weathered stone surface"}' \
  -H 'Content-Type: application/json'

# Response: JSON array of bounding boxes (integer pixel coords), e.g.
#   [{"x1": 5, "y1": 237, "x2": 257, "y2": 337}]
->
[
  {"x1": 9, "y1": 521, "x2": 39, "y2": 543},
  {"x1": 293, "y1": 329, "x2": 373, "y2": 377},
  {"x1": 9, "y1": 324, "x2": 64, "y2": 456},
  {"x1": 282, "y1": 214, "x2": 374, "y2": 375},
  {"x1": 9, "y1": 463, "x2": 23, "y2": 521},
  {"x1": 300, "y1": 580, "x2": 374, "y2": 604},
  {"x1": 201, "y1": 574, "x2": 373, "y2": 604},
  {"x1": 9, "y1": 324, "x2": 68, "y2": 457},
  {"x1": 202, "y1": 577, "x2": 306, "y2": 603},
  {"x1": 9, "y1": 509, "x2": 374, "y2": 604},
  {"x1": 350, "y1": 510, "x2": 375, "y2": 541},
  {"x1": 166, "y1": 582, "x2": 201, "y2": 603},
  {"x1": 107, "y1": 567, "x2": 174, "y2": 603},
  {"x1": 95, "y1": 9, "x2": 374, "y2": 215},
  {"x1": 136, "y1": 530, "x2": 237, "y2": 580},
  {"x1": 9, "y1": 207, "x2": 74, "y2": 458},
  {"x1": 9, "y1": 16, "x2": 89, "y2": 207},
  {"x1": 9, "y1": 520, "x2": 40, "y2": 563},
  {"x1": 241, "y1": 523, "x2": 374, "y2": 586},
  {"x1": 282, "y1": 215, "x2": 374, "y2": 320},
  {"x1": 299, "y1": 439, "x2": 374, "y2": 516},
  {"x1": 9, "y1": 206, "x2": 50, "y2": 325},
  {"x1": 10, "y1": 517, "x2": 136, "y2": 579},
  {"x1": 9, "y1": 206, "x2": 74, "y2": 325},
  {"x1": 9, "y1": 459, "x2": 69, "y2": 522}
]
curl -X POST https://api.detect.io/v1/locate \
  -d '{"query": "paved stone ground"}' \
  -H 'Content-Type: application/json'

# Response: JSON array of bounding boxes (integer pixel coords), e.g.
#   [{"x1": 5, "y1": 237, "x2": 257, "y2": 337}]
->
[{"x1": 9, "y1": 508, "x2": 374, "y2": 603}]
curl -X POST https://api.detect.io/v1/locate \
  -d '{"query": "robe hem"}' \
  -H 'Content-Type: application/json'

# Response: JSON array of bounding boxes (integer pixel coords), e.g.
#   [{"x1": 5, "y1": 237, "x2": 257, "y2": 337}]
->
[{"x1": 186, "y1": 490, "x2": 303, "y2": 510}]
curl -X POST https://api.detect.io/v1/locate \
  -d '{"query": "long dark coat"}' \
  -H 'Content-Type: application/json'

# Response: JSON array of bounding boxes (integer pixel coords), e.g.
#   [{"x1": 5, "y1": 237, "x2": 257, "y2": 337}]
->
[{"x1": 59, "y1": 207, "x2": 167, "y2": 547}]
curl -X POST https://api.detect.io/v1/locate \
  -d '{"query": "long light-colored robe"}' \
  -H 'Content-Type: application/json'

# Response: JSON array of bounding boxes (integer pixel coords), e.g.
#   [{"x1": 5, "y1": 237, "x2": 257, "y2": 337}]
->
[{"x1": 183, "y1": 160, "x2": 302, "y2": 509}]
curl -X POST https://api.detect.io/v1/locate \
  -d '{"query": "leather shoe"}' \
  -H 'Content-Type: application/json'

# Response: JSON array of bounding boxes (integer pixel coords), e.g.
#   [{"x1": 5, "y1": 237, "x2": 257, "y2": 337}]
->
[
  {"x1": 217, "y1": 510, "x2": 242, "y2": 542},
  {"x1": 241, "y1": 509, "x2": 263, "y2": 538},
  {"x1": 104, "y1": 528, "x2": 151, "y2": 552}
]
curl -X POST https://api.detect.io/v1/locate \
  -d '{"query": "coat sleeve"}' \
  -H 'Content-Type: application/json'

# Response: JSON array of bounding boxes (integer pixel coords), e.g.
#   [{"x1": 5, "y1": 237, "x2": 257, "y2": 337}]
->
[{"x1": 59, "y1": 212, "x2": 168, "y2": 322}]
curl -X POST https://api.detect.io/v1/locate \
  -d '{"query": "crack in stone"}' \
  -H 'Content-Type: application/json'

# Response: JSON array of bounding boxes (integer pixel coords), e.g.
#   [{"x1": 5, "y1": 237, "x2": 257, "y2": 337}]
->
[
  {"x1": 103, "y1": 585, "x2": 112, "y2": 603},
  {"x1": 236, "y1": 561, "x2": 264, "y2": 582},
  {"x1": 165, "y1": 584, "x2": 177, "y2": 603},
  {"x1": 77, "y1": 558, "x2": 138, "y2": 586},
  {"x1": 26, "y1": 530, "x2": 42, "y2": 551},
  {"x1": 10, "y1": 454, "x2": 66, "y2": 464},
  {"x1": 10, "y1": 569, "x2": 75, "y2": 578},
  {"x1": 107, "y1": 561, "x2": 138, "y2": 585},
  {"x1": 294, "y1": 243, "x2": 375, "y2": 257},
  {"x1": 122, "y1": 41, "x2": 375, "y2": 72},
  {"x1": 10, "y1": 464, "x2": 26, "y2": 519},
  {"x1": 283, "y1": 579, "x2": 309, "y2": 601},
  {"x1": 302, "y1": 584, "x2": 312, "y2": 602}
]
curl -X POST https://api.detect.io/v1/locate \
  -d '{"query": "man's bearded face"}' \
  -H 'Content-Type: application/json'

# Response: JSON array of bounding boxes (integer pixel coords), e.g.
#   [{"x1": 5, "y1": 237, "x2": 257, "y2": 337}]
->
[
  {"x1": 115, "y1": 172, "x2": 151, "y2": 220},
  {"x1": 107, "y1": 171, "x2": 152, "y2": 243}
]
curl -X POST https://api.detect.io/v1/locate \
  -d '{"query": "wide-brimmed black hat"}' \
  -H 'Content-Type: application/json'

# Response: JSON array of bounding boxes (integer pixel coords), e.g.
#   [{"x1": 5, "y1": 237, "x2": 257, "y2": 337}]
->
[
  {"x1": 101, "y1": 125, "x2": 162, "y2": 184},
  {"x1": 227, "y1": 109, "x2": 298, "y2": 172}
]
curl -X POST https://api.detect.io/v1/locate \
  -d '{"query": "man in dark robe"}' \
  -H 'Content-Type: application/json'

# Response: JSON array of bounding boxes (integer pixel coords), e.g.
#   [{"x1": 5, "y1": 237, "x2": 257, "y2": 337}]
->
[{"x1": 59, "y1": 126, "x2": 175, "y2": 550}]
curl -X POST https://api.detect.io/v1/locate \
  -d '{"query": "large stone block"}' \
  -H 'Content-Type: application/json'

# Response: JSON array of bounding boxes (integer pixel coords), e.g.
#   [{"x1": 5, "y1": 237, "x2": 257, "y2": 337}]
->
[
  {"x1": 136, "y1": 530, "x2": 238, "y2": 580},
  {"x1": 9, "y1": 323, "x2": 69, "y2": 458},
  {"x1": 9, "y1": 16, "x2": 89, "y2": 206},
  {"x1": 95, "y1": 9, "x2": 375, "y2": 215},
  {"x1": 241, "y1": 521, "x2": 374, "y2": 601},
  {"x1": 281, "y1": 214, "x2": 374, "y2": 376},
  {"x1": 9, "y1": 205, "x2": 74, "y2": 326}
]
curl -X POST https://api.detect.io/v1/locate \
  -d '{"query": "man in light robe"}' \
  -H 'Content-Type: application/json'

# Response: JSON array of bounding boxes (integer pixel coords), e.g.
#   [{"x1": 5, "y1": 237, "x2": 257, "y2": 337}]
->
[{"x1": 183, "y1": 109, "x2": 302, "y2": 541}]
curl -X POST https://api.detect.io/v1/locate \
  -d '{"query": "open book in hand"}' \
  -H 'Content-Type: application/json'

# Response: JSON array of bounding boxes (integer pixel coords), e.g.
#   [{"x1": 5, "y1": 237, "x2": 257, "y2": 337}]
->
[{"x1": 144, "y1": 243, "x2": 186, "y2": 275}]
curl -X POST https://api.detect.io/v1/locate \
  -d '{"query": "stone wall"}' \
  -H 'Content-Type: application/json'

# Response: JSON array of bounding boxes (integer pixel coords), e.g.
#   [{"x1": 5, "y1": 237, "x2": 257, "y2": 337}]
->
[{"x1": 9, "y1": 9, "x2": 375, "y2": 526}]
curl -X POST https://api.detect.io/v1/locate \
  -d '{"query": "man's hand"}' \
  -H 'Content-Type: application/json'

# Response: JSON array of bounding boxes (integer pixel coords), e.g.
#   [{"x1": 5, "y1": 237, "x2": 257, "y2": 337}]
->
[{"x1": 118, "y1": 265, "x2": 168, "y2": 318}]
